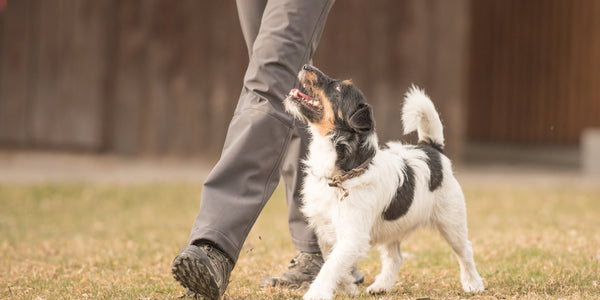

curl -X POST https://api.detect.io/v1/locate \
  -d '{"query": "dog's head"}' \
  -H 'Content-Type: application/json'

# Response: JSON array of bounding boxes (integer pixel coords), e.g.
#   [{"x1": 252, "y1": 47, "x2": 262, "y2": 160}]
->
[{"x1": 284, "y1": 65, "x2": 377, "y2": 172}]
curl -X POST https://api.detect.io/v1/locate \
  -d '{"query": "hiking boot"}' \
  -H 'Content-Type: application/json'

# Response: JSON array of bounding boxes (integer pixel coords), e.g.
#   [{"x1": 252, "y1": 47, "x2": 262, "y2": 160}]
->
[
  {"x1": 172, "y1": 243, "x2": 234, "y2": 300},
  {"x1": 260, "y1": 252, "x2": 365, "y2": 290},
  {"x1": 179, "y1": 288, "x2": 217, "y2": 300},
  {"x1": 260, "y1": 252, "x2": 324, "y2": 290},
  {"x1": 179, "y1": 289, "x2": 201, "y2": 299}
]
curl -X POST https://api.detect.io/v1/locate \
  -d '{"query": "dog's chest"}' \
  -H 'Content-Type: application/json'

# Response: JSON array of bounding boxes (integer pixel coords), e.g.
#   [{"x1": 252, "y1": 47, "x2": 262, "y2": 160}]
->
[{"x1": 301, "y1": 174, "x2": 341, "y2": 220}]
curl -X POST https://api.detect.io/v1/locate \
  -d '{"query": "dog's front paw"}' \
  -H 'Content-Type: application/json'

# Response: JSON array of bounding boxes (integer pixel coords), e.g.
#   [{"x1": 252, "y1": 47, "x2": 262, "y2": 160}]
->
[
  {"x1": 336, "y1": 273, "x2": 359, "y2": 296},
  {"x1": 338, "y1": 282, "x2": 359, "y2": 297},
  {"x1": 366, "y1": 280, "x2": 393, "y2": 295},
  {"x1": 461, "y1": 274, "x2": 485, "y2": 293},
  {"x1": 303, "y1": 287, "x2": 333, "y2": 300}
]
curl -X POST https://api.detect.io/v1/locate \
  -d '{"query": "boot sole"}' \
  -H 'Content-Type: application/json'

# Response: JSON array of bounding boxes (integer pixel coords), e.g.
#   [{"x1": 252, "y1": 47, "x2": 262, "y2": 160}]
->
[{"x1": 172, "y1": 246, "x2": 220, "y2": 300}]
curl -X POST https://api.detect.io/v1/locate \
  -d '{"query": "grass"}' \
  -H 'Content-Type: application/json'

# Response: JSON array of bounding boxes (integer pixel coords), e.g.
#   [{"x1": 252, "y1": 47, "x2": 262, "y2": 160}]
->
[{"x1": 1, "y1": 182, "x2": 599, "y2": 299}]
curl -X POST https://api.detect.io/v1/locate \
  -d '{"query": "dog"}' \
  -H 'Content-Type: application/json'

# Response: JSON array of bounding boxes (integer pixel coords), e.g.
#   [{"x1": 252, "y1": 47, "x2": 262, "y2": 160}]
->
[{"x1": 283, "y1": 65, "x2": 485, "y2": 300}]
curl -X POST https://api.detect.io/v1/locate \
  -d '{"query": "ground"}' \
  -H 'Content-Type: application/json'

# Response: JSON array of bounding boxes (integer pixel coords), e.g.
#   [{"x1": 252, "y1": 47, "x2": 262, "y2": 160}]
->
[{"x1": 0, "y1": 150, "x2": 599, "y2": 299}]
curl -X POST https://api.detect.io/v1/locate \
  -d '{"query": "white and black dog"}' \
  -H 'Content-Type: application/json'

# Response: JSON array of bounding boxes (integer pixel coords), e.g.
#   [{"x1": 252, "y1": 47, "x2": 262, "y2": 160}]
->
[{"x1": 284, "y1": 65, "x2": 484, "y2": 300}]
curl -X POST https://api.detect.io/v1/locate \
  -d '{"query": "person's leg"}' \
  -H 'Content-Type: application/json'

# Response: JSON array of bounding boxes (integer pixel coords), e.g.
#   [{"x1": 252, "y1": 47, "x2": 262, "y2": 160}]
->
[
  {"x1": 257, "y1": 120, "x2": 325, "y2": 290},
  {"x1": 236, "y1": 0, "x2": 266, "y2": 57},
  {"x1": 189, "y1": 0, "x2": 335, "y2": 264},
  {"x1": 236, "y1": 0, "x2": 335, "y2": 114},
  {"x1": 173, "y1": 1, "x2": 335, "y2": 298},
  {"x1": 238, "y1": 0, "x2": 320, "y2": 254},
  {"x1": 281, "y1": 120, "x2": 321, "y2": 253}
]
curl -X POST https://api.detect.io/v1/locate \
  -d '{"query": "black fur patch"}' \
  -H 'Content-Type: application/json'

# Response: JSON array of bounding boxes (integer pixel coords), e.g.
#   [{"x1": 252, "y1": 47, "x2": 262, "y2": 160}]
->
[
  {"x1": 383, "y1": 162, "x2": 415, "y2": 221},
  {"x1": 417, "y1": 142, "x2": 443, "y2": 191},
  {"x1": 333, "y1": 131, "x2": 377, "y2": 171}
]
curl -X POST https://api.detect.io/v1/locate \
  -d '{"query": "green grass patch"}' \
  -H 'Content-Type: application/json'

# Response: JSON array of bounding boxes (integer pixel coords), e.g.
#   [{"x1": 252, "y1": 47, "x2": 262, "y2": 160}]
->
[{"x1": 1, "y1": 183, "x2": 599, "y2": 299}]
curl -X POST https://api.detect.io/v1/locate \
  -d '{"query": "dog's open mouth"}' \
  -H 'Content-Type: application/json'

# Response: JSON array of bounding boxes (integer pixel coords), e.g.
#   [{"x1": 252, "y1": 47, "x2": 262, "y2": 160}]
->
[{"x1": 289, "y1": 88, "x2": 322, "y2": 111}]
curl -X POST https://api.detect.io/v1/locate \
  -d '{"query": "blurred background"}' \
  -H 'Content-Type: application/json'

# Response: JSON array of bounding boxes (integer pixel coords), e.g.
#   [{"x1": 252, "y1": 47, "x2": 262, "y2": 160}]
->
[{"x1": 1, "y1": 0, "x2": 599, "y2": 180}]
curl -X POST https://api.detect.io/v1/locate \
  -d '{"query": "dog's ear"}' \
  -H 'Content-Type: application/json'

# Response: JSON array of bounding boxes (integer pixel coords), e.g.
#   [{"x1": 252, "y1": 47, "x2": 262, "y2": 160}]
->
[{"x1": 349, "y1": 104, "x2": 374, "y2": 132}]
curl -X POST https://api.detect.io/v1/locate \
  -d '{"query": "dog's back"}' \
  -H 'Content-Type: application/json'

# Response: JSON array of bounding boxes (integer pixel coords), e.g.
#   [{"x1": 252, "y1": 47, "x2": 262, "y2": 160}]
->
[{"x1": 361, "y1": 86, "x2": 448, "y2": 238}]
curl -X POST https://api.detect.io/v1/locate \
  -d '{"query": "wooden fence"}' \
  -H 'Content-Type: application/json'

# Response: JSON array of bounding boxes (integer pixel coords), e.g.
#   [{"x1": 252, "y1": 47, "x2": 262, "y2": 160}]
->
[
  {"x1": 468, "y1": 0, "x2": 600, "y2": 145},
  {"x1": 1, "y1": 0, "x2": 598, "y2": 159},
  {"x1": 0, "y1": 0, "x2": 468, "y2": 157},
  {"x1": 0, "y1": 1, "x2": 248, "y2": 156}
]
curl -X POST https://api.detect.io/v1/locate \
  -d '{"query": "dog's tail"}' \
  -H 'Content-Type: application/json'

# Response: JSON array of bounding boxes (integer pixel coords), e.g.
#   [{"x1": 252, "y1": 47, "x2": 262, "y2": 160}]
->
[{"x1": 402, "y1": 85, "x2": 444, "y2": 149}]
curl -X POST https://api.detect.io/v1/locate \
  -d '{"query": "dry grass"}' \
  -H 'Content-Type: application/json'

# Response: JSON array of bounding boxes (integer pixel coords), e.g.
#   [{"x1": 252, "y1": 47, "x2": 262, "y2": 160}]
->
[{"x1": 1, "y1": 182, "x2": 599, "y2": 299}]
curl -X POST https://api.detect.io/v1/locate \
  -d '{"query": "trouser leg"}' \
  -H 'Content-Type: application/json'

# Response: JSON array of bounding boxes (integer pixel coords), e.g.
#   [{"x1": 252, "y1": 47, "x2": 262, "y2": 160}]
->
[
  {"x1": 238, "y1": 0, "x2": 320, "y2": 253},
  {"x1": 281, "y1": 120, "x2": 320, "y2": 252},
  {"x1": 189, "y1": 0, "x2": 335, "y2": 263},
  {"x1": 236, "y1": 0, "x2": 266, "y2": 56},
  {"x1": 243, "y1": 0, "x2": 334, "y2": 254}
]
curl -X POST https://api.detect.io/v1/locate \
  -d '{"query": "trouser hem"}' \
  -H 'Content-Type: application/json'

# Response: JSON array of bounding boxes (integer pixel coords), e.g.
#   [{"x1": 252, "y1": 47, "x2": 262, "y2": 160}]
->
[
  {"x1": 189, "y1": 227, "x2": 241, "y2": 264},
  {"x1": 291, "y1": 237, "x2": 321, "y2": 253}
]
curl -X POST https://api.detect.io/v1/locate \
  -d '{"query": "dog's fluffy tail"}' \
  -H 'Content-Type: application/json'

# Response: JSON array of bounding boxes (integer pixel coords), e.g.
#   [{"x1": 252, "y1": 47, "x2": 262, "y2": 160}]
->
[{"x1": 402, "y1": 85, "x2": 445, "y2": 148}]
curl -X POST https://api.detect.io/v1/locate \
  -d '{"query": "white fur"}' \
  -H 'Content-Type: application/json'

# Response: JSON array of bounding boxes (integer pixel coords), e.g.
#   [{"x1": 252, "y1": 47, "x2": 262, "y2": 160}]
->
[
  {"x1": 300, "y1": 88, "x2": 484, "y2": 300},
  {"x1": 402, "y1": 85, "x2": 445, "y2": 146}
]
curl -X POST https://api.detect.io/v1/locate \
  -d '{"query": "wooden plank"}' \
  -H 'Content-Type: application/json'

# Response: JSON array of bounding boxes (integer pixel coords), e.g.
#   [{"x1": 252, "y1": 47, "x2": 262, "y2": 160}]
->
[
  {"x1": 590, "y1": 0, "x2": 600, "y2": 137},
  {"x1": 28, "y1": 0, "x2": 111, "y2": 150},
  {"x1": 430, "y1": 0, "x2": 470, "y2": 157},
  {"x1": 574, "y1": 0, "x2": 600, "y2": 143},
  {"x1": 169, "y1": 0, "x2": 214, "y2": 156},
  {"x1": 555, "y1": 0, "x2": 571, "y2": 143},
  {"x1": 466, "y1": 0, "x2": 492, "y2": 142},
  {"x1": 108, "y1": 0, "x2": 152, "y2": 155},
  {"x1": 373, "y1": 0, "x2": 432, "y2": 144},
  {"x1": 140, "y1": 0, "x2": 181, "y2": 155},
  {"x1": 0, "y1": 0, "x2": 34, "y2": 144},
  {"x1": 204, "y1": 0, "x2": 239, "y2": 156}
]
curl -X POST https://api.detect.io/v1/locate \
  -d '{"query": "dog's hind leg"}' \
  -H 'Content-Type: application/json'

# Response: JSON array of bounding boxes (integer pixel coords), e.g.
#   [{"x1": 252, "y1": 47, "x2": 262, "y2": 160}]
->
[
  {"x1": 433, "y1": 187, "x2": 484, "y2": 292},
  {"x1": 367, "y1": 241, "x2": 403, "y2": 294}
]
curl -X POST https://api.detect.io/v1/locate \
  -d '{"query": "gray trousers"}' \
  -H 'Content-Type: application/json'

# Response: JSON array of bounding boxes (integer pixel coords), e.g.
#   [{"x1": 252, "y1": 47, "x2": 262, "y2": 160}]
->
[{"x1": 189, "y1": 0, "x2": 335, "y2": 263}]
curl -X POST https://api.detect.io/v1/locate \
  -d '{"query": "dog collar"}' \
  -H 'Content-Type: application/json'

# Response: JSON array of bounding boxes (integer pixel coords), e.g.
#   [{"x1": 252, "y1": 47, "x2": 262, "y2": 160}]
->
[{"x1": 327, "y1": 156, "x2": 374, "y2": 202}]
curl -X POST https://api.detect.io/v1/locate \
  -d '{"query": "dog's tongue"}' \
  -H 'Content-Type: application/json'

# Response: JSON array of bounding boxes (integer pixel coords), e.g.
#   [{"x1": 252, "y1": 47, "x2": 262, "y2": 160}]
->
[{"x1": 290, "y1": 88, "x2": 313, "y2": 101}]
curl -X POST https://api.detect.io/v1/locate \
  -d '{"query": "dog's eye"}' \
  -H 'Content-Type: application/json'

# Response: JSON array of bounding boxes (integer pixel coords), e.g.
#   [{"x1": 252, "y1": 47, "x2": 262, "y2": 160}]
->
[{"x1": 334, "y1": 84, "x2": 342, "y2": 92}]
